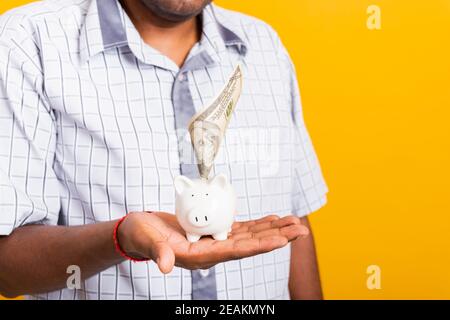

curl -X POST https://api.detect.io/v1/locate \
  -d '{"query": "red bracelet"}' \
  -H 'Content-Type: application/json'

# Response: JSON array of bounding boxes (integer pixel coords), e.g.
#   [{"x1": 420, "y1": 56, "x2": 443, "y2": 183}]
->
[{"x1": 113, "y1": 213, "x2": 150, "y2": 262}]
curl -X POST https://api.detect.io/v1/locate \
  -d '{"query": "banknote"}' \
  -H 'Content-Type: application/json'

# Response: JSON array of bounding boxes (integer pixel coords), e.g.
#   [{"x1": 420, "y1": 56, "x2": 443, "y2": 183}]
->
[{"x1": 188, "y1": 64, "x2": 243, "y2": 179}]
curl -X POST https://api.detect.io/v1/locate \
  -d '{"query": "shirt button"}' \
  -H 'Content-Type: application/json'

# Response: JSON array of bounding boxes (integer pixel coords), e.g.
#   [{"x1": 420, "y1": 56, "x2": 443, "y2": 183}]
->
[
  {"x1": 199, "y1": 269, "x2": 210, "y2": 278},
  {"x1": 178, "y1": 73, "x2": 187, "y2": 82}
]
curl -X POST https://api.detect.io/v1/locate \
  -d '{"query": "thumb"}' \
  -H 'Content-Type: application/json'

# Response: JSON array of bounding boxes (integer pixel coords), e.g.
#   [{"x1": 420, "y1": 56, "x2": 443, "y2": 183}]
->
[{"x1": 151, "y1": 240, "x2": 175, "y2": 274}]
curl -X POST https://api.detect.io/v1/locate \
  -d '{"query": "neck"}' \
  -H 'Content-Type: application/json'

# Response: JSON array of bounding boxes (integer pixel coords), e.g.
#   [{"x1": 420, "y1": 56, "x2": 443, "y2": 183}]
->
[{"x1": 120, "y1": 0, "x2": 201, "y2": 67}]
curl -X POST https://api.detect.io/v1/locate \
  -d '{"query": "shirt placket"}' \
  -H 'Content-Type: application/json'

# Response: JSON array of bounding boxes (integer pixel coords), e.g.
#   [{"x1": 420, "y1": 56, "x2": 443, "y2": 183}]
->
[{"x1": 171, "y1": 50, "x2": 219, "y2": 300}]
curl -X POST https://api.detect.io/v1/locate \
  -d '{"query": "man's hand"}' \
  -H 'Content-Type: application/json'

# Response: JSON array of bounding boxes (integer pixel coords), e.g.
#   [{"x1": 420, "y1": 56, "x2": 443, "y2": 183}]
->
[{"x1": 118, "y1": 212, "x2": 309, "y2": 273}]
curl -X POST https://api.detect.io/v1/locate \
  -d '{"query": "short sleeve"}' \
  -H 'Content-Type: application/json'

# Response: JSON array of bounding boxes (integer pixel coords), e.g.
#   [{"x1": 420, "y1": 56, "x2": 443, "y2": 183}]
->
[
  {"x1": 276, "y1": 37, "x2": 328, "y2": 217},
  {"x1": 0, "y1": 18, "x2": 60, "y2": 235}
]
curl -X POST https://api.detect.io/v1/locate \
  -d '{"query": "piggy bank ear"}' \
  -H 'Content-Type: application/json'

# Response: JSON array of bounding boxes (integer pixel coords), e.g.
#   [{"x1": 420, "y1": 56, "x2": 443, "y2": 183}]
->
[
  {"x1": 210, "y1": 173, "x2": 228, "y2": 188},
  {"x1": 174, "y1": 176, "x2": 194, "y2": 194}
]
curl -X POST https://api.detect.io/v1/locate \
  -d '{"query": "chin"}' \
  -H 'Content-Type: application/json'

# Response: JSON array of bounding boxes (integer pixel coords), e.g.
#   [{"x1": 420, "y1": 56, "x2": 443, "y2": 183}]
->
[{"x1": 140, "y1": 0, "x2": 213, "y2": 22}]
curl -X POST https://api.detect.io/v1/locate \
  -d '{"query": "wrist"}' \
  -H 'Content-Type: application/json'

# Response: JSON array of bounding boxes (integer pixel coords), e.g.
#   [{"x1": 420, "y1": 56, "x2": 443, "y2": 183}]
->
[{"x1": 114, "y1": 213, "x2": 150, "y2": 262}]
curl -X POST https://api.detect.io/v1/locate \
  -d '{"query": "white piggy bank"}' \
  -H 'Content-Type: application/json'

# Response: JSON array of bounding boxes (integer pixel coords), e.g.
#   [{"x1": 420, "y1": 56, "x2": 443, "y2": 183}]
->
[{"x1": 174, "y1": 174, "x2": 236, "y2": 242}]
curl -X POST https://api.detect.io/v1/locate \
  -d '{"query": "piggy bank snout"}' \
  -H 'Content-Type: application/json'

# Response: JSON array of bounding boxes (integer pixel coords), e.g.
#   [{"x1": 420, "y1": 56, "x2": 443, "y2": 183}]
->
[{"x1": 187, "y1": 210, "x2": 213, "y2": 228}]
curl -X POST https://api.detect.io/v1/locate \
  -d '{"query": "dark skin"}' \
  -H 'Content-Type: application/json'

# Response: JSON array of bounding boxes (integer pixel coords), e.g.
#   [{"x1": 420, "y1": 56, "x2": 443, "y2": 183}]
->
[
  {"x1": 120, "y1": 0, "x2": 210, "y2": 66},
  {"x1": 0, "y1": 212, "x2": 307, "y2": 297},
  {"x1": 0, "y1": 0, "x2": 323, "y2": 299},
  {"x1": 290, "y1": 218, "x2": 323, "y2": 299}
]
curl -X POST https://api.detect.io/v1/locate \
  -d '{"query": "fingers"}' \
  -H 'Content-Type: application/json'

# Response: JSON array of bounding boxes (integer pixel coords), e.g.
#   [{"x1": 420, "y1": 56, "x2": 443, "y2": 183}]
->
[
  {"x1": 258, "y1": 236, "x2": 289, "y2": 252},
  {"x1": 230, "y1": 215, "x2": 306, "y2": 240},
  {"x1": 174, "y1": 215, "x2": 309, "y2": 270},
  {"x1": 279, "y1": 223, "x2": 309, "y2": 239},
  {"x1": 230, "y1": 236, "x2": 288, "y2": 258},
  {"x1": 231, "y1": 226, "x2": 306, "y2": 259},
  {"x1": 231, "y1": 215, "x2": 278, "y2": 231},
  {"x1": 230, "y1": 223, "x2": 309, "y2": 242},
  {"x1": 224, "y1": 224, "x2": 308, "y2": 260},
  {"x1": 151, "y1": 240, "x2": 175, "y2": 274},
  {"x1": 231, "y1": 215, "x2": 300, "y2": 235},
  {"x1": 231, "y1": 215, "x2": 280, "y2": 233},
  {"x1": 248, "y1": 215, "x2": 300, "y2": 233},
  {"x1": 296, "y1": 224, "x2": 310, "y2": 238}
]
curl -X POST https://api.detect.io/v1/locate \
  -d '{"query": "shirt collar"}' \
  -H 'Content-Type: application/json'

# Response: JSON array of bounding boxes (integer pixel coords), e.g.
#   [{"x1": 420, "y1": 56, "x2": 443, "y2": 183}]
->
[
  {"x1": 200, "y1": 4, "x2": 248, "y2": 57},
  {"x1": 79, "y1": 0, "x2": 248, "y2": 65}
]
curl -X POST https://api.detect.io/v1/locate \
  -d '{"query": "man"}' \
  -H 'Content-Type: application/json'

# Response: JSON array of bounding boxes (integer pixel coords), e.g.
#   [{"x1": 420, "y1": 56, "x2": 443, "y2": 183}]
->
[{"x1": 0, "y1": 0, "x2": 328, "y2": 300}]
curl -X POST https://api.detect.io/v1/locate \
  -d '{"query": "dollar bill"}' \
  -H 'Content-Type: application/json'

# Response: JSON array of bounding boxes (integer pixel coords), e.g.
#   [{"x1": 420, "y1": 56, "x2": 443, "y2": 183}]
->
[{"x1": 188, "y1": 64, "x2": 243, "y2": 179}]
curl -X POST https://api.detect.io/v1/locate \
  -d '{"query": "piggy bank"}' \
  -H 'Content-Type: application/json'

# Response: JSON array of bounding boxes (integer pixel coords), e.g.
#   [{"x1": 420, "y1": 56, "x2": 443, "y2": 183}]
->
[{"x1": 174, "y1": 174, "x2": 236, "y2": 242}]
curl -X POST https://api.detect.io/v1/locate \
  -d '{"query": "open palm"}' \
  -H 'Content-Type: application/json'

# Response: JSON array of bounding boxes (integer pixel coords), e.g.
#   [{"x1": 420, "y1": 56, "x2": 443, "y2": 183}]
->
[{"x1": 124, "y1": 211, "x2": 309, "y2": 273}]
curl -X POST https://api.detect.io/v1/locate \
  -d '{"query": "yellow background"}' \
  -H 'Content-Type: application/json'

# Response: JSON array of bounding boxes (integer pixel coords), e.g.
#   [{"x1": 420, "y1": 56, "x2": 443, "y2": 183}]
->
[{"x1": 1, "y1": 0, "x2": 449, "y2": 300}]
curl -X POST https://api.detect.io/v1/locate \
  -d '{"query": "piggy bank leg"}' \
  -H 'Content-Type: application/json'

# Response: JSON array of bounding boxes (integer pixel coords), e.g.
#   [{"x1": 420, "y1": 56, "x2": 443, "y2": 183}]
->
[
  {"x1": 212, "y1": 231, "x2": 228, "y2": 241},
  {"x1": 186, "y1": 233, "x2": 201, "y2": 243}
]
